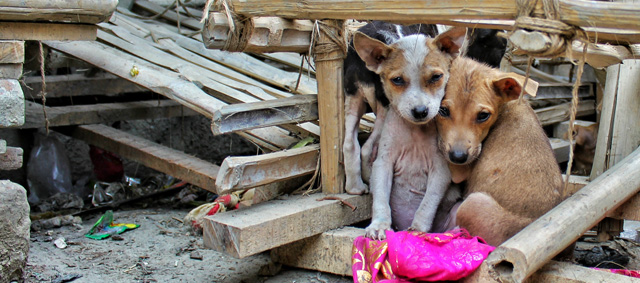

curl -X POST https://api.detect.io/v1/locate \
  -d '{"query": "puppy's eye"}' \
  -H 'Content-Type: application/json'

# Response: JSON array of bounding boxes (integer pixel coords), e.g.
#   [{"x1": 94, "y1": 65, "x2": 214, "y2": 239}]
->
[
  {"x1": 438, "y1": 106, "x2": 450, "y2": 118},
  {"x1": 391, "y1": 77, "x2": 405, "y2": 86},
  {"x1": 429, "y1": 73, "x2": 443, "y2": 84},
  {"x1": 476, "y1": 112, "x2": 491, "y2": 122}
]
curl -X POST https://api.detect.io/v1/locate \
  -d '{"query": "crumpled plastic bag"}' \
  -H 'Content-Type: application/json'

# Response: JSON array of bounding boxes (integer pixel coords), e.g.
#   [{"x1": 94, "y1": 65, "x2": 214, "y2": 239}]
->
[
  {"x1": 27, "y1": 133, "x2": 74, "y2": 205},
  {"x1": 85, "y1": 210, "x2": 139, "y2": 240}
]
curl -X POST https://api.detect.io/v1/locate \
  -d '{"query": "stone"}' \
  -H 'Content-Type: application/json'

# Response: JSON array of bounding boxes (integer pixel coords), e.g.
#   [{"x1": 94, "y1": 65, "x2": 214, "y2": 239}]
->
[
  {"x1": 0, "y1": 79, "x2": 24, "y2": 127},
  {"x1": 0, "y1": 180, "x2": 30, "y2": 282}
]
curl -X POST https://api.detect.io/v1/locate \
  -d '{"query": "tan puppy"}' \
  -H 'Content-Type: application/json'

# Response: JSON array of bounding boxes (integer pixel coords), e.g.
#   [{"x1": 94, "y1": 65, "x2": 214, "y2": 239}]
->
[
  {"x1": 569, "y1": 123, "x2": 599, "y2": 175},
  {"x1": 436, "y1": 57, "x2": 565, "y2": 246}
]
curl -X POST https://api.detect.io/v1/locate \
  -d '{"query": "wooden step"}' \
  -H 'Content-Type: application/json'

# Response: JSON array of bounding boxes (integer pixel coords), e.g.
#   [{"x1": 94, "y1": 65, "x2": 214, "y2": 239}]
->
[{"x1": 202, "y1": 193, "x2": 371, "y2": 258}]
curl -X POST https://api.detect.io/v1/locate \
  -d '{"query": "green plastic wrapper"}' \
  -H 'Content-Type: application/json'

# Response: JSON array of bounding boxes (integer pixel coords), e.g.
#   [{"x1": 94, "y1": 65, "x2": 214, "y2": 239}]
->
[{"x1": 85, "y1": 210, "x2": 139, "y2": 240}]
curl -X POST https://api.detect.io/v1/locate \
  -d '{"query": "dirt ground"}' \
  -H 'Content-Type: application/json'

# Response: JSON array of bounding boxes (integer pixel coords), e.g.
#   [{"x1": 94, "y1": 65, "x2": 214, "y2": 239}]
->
[{"x1": 26, "y1": 206, "x2": 353, "y2": 283}]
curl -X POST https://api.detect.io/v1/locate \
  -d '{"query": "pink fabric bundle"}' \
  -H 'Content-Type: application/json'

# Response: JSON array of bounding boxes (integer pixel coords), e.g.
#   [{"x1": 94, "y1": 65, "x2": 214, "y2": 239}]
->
[{"x1": 352, "y1": 229, "x2": 495, "y2": 282}]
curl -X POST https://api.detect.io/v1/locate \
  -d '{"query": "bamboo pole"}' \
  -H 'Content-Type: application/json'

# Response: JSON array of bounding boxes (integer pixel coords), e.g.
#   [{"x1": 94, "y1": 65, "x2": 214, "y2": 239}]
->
[
  {"x1": 221, "y1": 0, "x2": 640, "y2": 33},
  {"x1": 483, "y1": 146, "x2": 640, "y2": 282}
]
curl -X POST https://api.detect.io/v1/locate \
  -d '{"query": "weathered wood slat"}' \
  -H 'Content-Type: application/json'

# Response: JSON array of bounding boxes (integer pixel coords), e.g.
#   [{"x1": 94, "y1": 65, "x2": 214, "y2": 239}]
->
[
  {"x1": 22, "y1": 100, "x2": 198, "y2": 129},
  {"x1": 215, "y1": 144, "x2": 319, "y2": 194},
  {"x1": 23, "y1": 73, "x2": 145, "y2": 98},
  {"x1": 44, "y1": 40, "x2": 223, "y2": 118},
  {"x1": 534, "y1": 100, "x2": 596, "y2": 126},
  {"x1": 482, "y1": 146, "x2": 640, "y2": 282},
  {"x1": 0, "y1": 41, "x2": 24, "y2": 64},
  {"x1": 220, "y1": 0, "x2": 640, "y2": 33},
  {"x1": 202, "y1": 193, "x2": 371, "y2": 258},
  {"x1": 0, "y1": 22, "x2": 97, "y2": 41},
  {"x1": 69, "y1": 124, "x2": 220, "y2": 192},
  {"x1": 549, "y1": 138, "x2": 571, "y2": 164},
  {"x1": 0, "y1": 0, "x2": 117, "y2": 24},
  {"x1": 271, "y1": 227, "x2": 363, "y2": 276},
  {"x1": 212, "y1": 94, "x2": 318, "y2": 135}
]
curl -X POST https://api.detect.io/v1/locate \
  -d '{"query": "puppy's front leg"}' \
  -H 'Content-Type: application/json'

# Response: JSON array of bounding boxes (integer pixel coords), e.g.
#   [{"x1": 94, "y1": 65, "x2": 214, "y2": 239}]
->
[
  {"x1": 343, "y1": 95, "x2": 369, "y2": 195},
  {"x1": 365, "y1": 152, "x2": 394, "y2": 240},
  {"x1": 410, "y1": 157, "x2": 452, "y2": 232}
]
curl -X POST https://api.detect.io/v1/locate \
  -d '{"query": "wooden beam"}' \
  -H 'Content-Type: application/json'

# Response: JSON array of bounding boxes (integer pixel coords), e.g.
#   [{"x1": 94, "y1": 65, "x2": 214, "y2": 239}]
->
[
  {"x1": 316, "y1": 20, "x2": 345, "y2": 194},
  {"x1": 202, "y1": 193, "x2": 371, "y2": 258},
  {"x1": 215, "y1": 144, "x2": 319, "y2": 194},
  {"x1": 0, "y1": 41, "x2": 24, "y2": 64},
  {"x1": 0, "y1": 22, "x2": 97, "y2": 41},
  {"x1": 68, "y1": 124, "x2": 220, "y2": 193},
  {"x1": 221, "y1": 0, "x2": 640, "y2": 33},
  {"x1": 482, "y1": 146, "x2": 640, "y2": 282},
  {"x1": 534, "y1": 100, "x2": 596, "y2": 126},
  {"x1": 0, "y1": 0, "x2": 117, "y2": 24},
  {"x1": 0, "y1": 146, "x2": 22, "y2": 170},
  {"x1": 23, "y1": 73, "x2": 146, "y2": 98},
  {"x1": 212, "y1": 94, "x2": 318, "y2": 135},
  {"x1": 0, "y1": 79, "x2": 24, "y2": 127},
  {"x1": 22, "y1": 100, "x2": 198, "y2": 129},
  {"x1": 534, "y1": 84, "x2": 592, "y2": 101},
  {"x1": 271, "y1": 227, "x2": 363, "y2": 276}
]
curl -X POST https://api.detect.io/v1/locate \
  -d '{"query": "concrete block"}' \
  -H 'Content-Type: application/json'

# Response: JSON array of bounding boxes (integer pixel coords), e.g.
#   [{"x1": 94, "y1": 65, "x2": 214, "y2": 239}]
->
[{"x1": 0, "y1": 79, "x2": 24, "y2": 127}]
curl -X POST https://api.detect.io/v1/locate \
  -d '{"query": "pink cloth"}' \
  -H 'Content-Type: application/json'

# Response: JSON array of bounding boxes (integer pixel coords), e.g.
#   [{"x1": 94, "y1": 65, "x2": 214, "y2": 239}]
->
[{"x1": 352, "y1": 229, "x2": 495, "y2": 282}]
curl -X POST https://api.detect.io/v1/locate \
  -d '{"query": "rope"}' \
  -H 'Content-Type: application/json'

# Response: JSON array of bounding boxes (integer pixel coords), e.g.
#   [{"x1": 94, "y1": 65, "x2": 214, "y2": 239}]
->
[
  {"x1": 564, "y1": 44, "x2": 588, "y2": 191},
  {"x1": 202, "y1": 0, "x2": 254, "y2": 52},
  {"x1": 38, "y1": 42, "x2": 50, "y2": 135},
  {"x1": 310, "y1": 20, "x2": 348, "y2": 62}
]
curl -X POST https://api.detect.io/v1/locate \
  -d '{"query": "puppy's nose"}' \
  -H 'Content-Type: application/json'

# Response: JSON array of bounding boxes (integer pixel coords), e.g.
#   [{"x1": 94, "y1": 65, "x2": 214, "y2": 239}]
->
[
  {"x1": 411, "y1": 106, "x2": 429, "y2": 120},
  {"x1": 449, "y1": 150, "x2": 468, "y2": 164}
]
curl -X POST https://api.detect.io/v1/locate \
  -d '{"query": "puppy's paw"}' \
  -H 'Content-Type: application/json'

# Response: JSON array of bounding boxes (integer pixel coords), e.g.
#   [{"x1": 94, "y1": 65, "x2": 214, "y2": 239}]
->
[
  {"x1": 365, "y1": 221, "x2": 391, "y2": 240},
  {"x1": 345, "y1": 181, "x2": 369, "y2": 195},
  {"x1": 408, "y1": 221, "x2": 432, "y2": 233}
]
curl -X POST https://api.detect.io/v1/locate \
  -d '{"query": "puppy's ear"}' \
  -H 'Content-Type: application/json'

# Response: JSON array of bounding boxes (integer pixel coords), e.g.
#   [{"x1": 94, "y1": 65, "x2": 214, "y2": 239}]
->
[
  {"x1": 492, "y1": 73, "x2": 539, "y2": 101},
  {"x1": 353, "y1": 32, "x2": 393, "y2": 73},
  {"x1": 434, "y1": 27, "x2": 467, "y2": 57}
]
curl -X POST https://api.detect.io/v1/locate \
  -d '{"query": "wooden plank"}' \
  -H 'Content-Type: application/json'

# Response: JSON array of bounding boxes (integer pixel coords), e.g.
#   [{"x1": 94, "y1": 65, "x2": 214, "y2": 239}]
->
[
  {"x1": 23, "y1": 73, "x2": 146, "y2": 98},
  {"x1": 271, "y1": 227, "x2": 363, "y2": 276},
  {"x1": 212, "y1": 94, "x2": 318, "y2": 135},
  {"x1": 215, "y1": 144, "x2": 319, "y2": 194},
  {"x1": 0, "y1": 0, "x2": 117, "y2": 24},
  {"x1": 0, "y1": 79, "x2": 24, "y2": 127},
  {"x1": 133, "y1": 0, "x2": 202, "y2": 31},
  {"x1": 0, "y1": 146, "x2": 22, "y2": 170},
  {"x1": 534, "y1": 84, "x2": 592, "y2": 101},
  {"x1": 22, "y1": 100, "x2": 198, "y2": 129},
  {"x1": 44, "y1": 40, "x2": 223, "y2": 118},
  {"x1": 316, "y1": 20, "x2": 345, "y2": 194},
  {"x1": 0, "y1": 63, "x2": 22, "y2": 79},
  {"x1": 0, "y1": 22, "x2": 97, "y2": 41},
  {"x1": 534, "y1": 100, "x2": 596, "y2": 126},
  {"x1": 222, "y1": 0, "x2": 640, "y2": 32},
  {"x1": 0, "y1": 41, "x2": 24, "y2": 64},
  {"x1": 591, "y1": 64, "x2": 619, "y2": 179},
  {"x1": 69, "y1": 124, "x2": 220, "y2": 192},
  {"x1": 606, "y1": 60, "x2": 640, "y2": 169},
  {"x1": 549, "y1": 138, "x2": 571, "y2": 164},
  {"x1": 482, "y1": 146, "x2": 640, "y2": 282},
  {"x1": 202, "y1": 193, "x2": 371, "y2": 258}
]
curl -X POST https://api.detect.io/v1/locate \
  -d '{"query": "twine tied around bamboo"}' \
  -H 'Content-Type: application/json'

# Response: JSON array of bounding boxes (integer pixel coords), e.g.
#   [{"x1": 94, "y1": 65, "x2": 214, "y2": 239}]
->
[
  {"x1": 309, "y1": 20, "x2": 348, "y2": 62},
  {"x1": 201, "y1": 0, "x2": 254, "y2": 52}
]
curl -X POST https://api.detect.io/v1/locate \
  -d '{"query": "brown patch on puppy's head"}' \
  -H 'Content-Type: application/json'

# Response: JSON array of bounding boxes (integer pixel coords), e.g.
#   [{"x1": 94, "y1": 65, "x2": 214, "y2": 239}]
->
[
  {"x1": 353, "y1": 27, "x2": 467, "y2": 124},
  {"x1": 436, "y1": 57, "x2": 538, "y2": 165}
]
